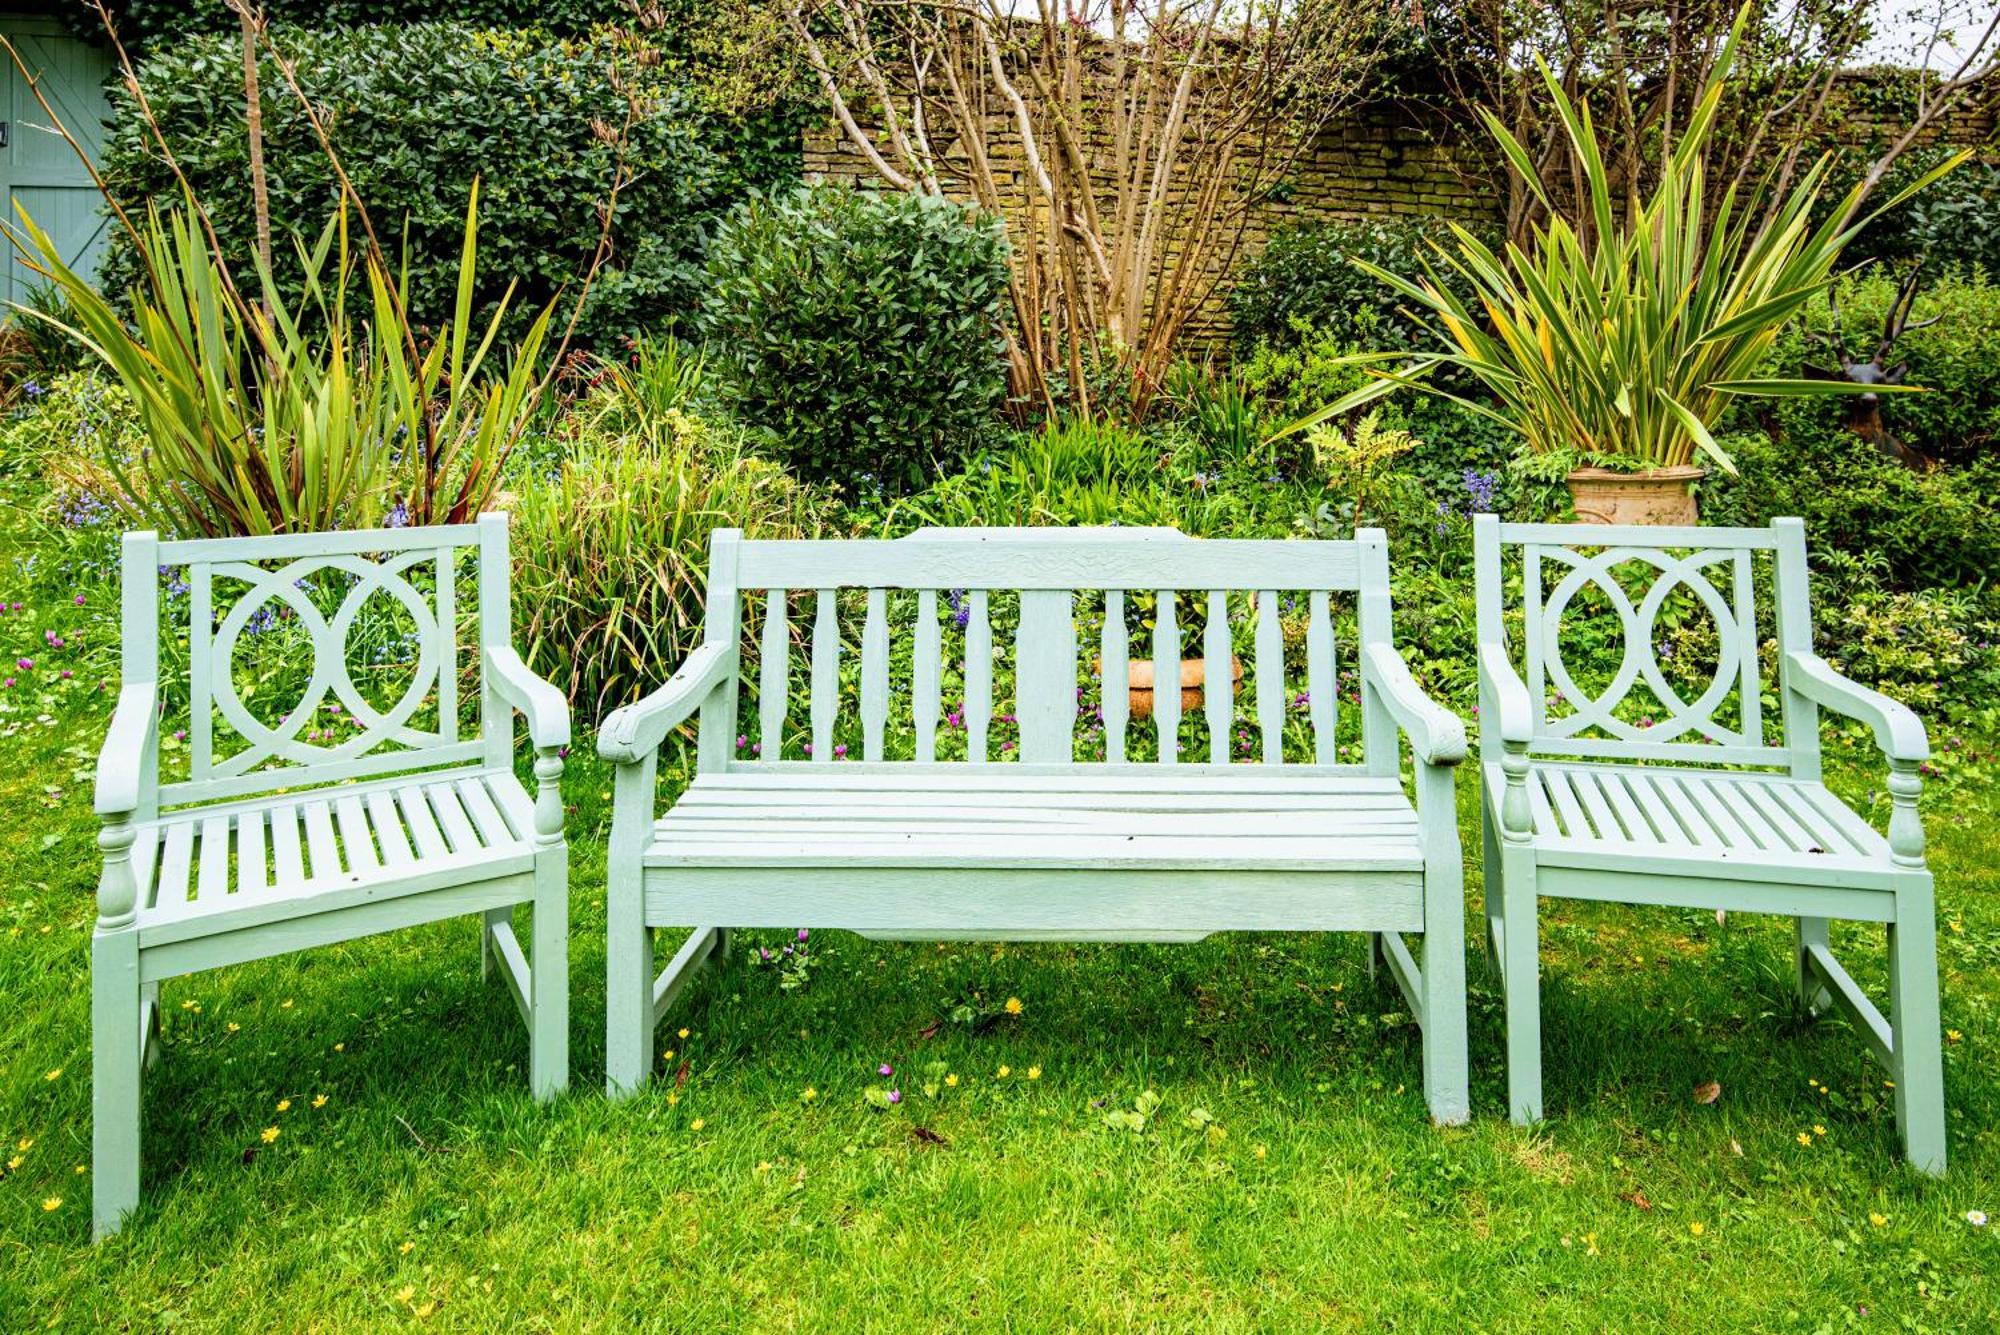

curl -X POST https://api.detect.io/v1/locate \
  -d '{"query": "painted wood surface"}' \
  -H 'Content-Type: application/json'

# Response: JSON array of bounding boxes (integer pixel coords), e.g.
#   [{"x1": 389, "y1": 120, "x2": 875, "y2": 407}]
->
[
  {"x1": 600, "y1": 525, "x2": 1471, "y2": 1128},
  {"x1": 1473, "y1": 515, "x2": 1946, "y2": 1174},
  {"x1": 92, "y1": 516, "x2": 571, "y2": 1240}
]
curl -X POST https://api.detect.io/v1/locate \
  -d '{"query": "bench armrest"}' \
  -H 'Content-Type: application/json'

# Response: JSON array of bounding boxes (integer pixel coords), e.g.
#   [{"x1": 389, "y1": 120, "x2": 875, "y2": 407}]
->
[
  {"x1": 1363, "y1": 642, "x2": 1467, "y2": 767},
  {"x1": 486, "y1": 647, "x2": 572, "y2": 752},
  {"x1": 1786, "y1": 651, "x2": 1929, "y2": 764},
  {"x1": 96, "y1": 683, "x2": 158, "y2": 818},
  {"x1": 598, "y1": 641, "x2": 737, "y2": 765},
  {"x1": 1477, "y1": 643, "x2": 1534, "y2": 747}
]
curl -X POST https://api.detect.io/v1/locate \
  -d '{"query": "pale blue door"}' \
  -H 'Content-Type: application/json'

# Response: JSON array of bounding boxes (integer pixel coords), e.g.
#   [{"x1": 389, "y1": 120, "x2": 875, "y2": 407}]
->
[{"x1": 2, "y1": 14, "x2": 113, "y2": 311}]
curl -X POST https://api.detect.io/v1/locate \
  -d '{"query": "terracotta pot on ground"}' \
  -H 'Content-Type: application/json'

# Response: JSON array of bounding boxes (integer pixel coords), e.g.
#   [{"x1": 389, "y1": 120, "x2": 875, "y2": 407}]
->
[
  {"x1": 1565, "y1": 464, "x2": 1705, "y2": 525},
  {"x1": 1096, "y1": 655, "x2": 1244, "y2": 721}
]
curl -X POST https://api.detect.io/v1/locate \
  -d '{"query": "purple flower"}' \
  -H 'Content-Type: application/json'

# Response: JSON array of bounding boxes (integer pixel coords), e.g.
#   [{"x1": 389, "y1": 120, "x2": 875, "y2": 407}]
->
[
  {"x1": 385, "y1": 500, "x2": 411, "y2": 528},
  {"x1": 797, "y1": 928, "x2": 809, "y2": 942},
  {"x1": 73, "y1": 594, "x2": 85, "y2": 606},
  {"x1": 1461, "y1": 468, "x2": 1500, "y2": 514},
  {"x1": 887, "y1": 1089, "x2": 902, "y2": 1105},
  {"x1": 947, "y1": 589, "x2": 972, "y2": 630},
  {"x1": 879, "y1": 1063, "x2": 893, "y2": 1077},
  {"x1": 833, "y1": 744, "x2": 847, "y2": 758},
  {"x1": 16, "y1": 658, "x2": 31, "y2": 671}
]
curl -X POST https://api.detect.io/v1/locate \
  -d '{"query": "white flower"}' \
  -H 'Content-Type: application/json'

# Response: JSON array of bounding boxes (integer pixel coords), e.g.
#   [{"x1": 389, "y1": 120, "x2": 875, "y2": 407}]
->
[{"x1": 1968, "y1": 1210, "x2": 1989, "y2": 1227}]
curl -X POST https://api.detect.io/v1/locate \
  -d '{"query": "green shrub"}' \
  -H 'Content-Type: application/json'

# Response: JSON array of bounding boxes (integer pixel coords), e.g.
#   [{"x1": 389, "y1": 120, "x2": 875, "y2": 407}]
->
[
  {"x1": 100, "y1": 24, "x2": 807, "y2": 347},
  {"x1": 1701, "y1": 422, "x2": 2000, "y2": 592},
  {"x1": 701, "y1": 184, "x2": 1012, "y2": 491},
  {"x1": 1770, "y1": 270, "x2": 2000, "y2": 469},
  {"x1": 100, "y1": 0, "x2": 630, "y2": 48},
  {"x1": 1825, "y1": 146, "x2": 2000, "y2": 276},
  {"x1": 1228, "y1": 218, "x2": 1488, "y2": 355},
  {"x1": 510, "y1": 408, "x2": 807, "y2": 714}
]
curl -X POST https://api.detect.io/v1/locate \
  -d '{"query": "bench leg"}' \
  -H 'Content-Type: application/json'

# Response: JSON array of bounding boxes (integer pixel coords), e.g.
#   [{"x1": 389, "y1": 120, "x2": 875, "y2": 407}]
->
[
  {"x1": 529, "y1": 848, "x2": 569, "y2": 1101},
  {"x1": 1499, "y1": 845, "x2": 1543, "y2": 1125},
  {"x1": 1889, "y1": 879, "x2": 1947, "y2": 1175},
  {"x1": 92, "y1": 927, "x2": 142, "y2": 1240},
  {"x1": 1795, "y1": 915, "x2": 1832, "y2": 1013},
  {"x1": 606, "y1": 883, "x2": 654, "y2": 1100},
  {"x1": 481, "y1": 907, "x2": 513, "y2": 983}
]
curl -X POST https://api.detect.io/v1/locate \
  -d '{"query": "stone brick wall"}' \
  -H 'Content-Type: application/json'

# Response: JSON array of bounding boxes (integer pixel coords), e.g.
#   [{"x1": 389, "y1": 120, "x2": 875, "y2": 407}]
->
[{"x1": 803, "y1": 72, "x2": 1998, "y2": 355}]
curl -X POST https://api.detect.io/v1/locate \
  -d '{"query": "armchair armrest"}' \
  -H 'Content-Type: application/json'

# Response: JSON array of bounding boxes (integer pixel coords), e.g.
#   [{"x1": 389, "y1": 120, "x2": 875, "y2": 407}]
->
[
  {"x1": 1477, "y1": 643, "x2": 1535, "y2": 747},
  {"x1": 1786, "y1": 651, "x2": 1929, "y2": 764},
  {"x1": 597, "y1": 641, "x2": 737, "y2": 765},
  {"x1": 485, "y1": 646, "x2": 572, "y2": 752},
  {"x1": 96, "y1": 683, "x2": 158, "y2": 818},
  {"x1": 1363, "y1": 642, "x2": 1467, "y2": 767}
]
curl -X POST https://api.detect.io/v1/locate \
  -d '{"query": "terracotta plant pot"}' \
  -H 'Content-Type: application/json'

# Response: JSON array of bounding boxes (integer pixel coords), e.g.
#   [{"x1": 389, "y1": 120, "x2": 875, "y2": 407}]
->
[
  {"x1": 1565, "y1": 464, "x2": 1705, "y2": 525},
  {"x1": 1096, "y1": 655, "x2": 1244, "y2": 721}
]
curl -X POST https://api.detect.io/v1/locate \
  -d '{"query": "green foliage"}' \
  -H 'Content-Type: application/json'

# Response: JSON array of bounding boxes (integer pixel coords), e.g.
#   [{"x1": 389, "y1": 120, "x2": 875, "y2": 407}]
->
[
  {"x1": 99, "y1": 24, "x2": 806, "y2": 349},
  {"x1": 1229, "y1": 217, "x2": 1484, "y2": 355},
  {"x1": 1164, "y1": 362, "x2": 1265, "y2": 465},
  {"x1": 701, "y1": 184, "x2": 1012, "y2": 492},
  {"x1": 9, "y1": 192, "x2": 550, "y2": 538},
  {"x1": 1701, "y1": 423, "x2": 2000, "y2": 593},
  {"x1": 1289, "y1": 31, "x2": 1964, "y2": 472},
  {"x1": 5, "y1": 284, "x2": 91, "y2": 384},
  {"x1": 1775, "y1": 270, "x2": 2000, "y2": 469},
  {"x1": 1827, "y1": 146, "x2": 2000, "y2": 277},
  {"x1": 98, "y1": 0, "x2": 629, "y2": 49},
  {"x1": 510, "y1": 409, "x2": 807, "y2": 715}
]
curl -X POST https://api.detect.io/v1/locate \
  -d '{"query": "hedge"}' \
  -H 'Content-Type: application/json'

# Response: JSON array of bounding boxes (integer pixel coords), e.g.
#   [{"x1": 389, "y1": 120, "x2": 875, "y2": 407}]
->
[{"x1": 98, "y1": 23, "x2": 812, "y2": 347}]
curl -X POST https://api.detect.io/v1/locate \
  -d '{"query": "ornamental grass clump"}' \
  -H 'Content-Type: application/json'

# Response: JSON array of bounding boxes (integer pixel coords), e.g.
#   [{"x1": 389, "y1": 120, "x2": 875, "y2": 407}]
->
[{"x1": 1285, "y1": 10, "x2": 1965, "y2": 476}]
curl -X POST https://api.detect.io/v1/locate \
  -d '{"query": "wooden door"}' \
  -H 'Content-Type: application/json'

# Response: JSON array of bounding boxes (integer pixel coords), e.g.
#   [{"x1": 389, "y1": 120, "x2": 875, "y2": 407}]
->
[{"x1": 2, "y1": 14, "x2": 113, "y2": 310}]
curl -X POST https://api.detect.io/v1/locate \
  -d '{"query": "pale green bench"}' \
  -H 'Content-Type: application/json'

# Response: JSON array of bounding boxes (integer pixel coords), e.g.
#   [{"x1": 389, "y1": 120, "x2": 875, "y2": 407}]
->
[
  {"x1": 1475, "y1": 515, "x2": 1947, "y2": 1172},
  {"x1": 92, "y1": 515, "x2": 571, "y2": 1238},
  {"x1": 598, "y1": 526, "x2": 1472, "y2": 1125}
]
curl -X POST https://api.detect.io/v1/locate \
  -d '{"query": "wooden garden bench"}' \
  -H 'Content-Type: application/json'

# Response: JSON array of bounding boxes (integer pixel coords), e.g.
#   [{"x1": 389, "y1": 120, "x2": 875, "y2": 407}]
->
[
  {"x1": 92, "y1": 516, "x2": 571, "y2": 1238},
  {"x1": 599, "y1": 526, "x2": 1471, "y2": 1125},
  {"x1": 1475, "y1": 516, "x2": 1947, "y2": 1172}
]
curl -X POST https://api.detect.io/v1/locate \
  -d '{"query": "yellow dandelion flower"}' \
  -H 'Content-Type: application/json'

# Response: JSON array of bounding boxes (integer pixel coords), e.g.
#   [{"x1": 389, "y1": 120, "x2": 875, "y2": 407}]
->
[
  {"x1": 1253, "y1": 1144, "x2": 1268, "y2": 1160},
  {"x1": 1946, "y1": 1029, "x2": 1962, "y2": 1043},
  {"x1": 1027, "y1": 1066, "x2": 1042, "y2": 1081},
  {"x1": 15, "y1": 1138, "x2": 31, "y2": 1151},
  {"x1": 276, "y1": 1099, "x2": 292, "y2": 1113},
  {"x1": 414, "y1": 1301, "x2": 436, "y2": 1319},
  {"x1": 6, "y1": 1156, "x2": 21, "y2": 1171},
  {"x1": 73, "y1": 1164, "x2": 85, "y2": 1175},
  {"x1": 1870, "y1": 1213, "x2": 1888, "y2": 1227},
  {"x1": 1584, "y1": 1233, "x2": 1599, "y2": 1257},
  {"x1": 334, "y1": 1042, "x2": 345, "y2": 1053},
  {"x1": 399, "y1": 1241, "x2": 415, "y2": 1255},
  {"x1": 802, "y1": 1087, "x2": 817, "y2": 1102},
  {"x1": 755, "y1": 1161, "x2": 772, "y2": 1174},
  {"x1": 690, "y1": 1118, "x2": 705, "y2": 1132},
  {"x1": 678, "y1": 1028, "x2": 690, "y2": 1040},
  {"x1": 312, "y1": 1094, "x2": 328, "y2": 1109},
  {"x1": 41, "y1": 1196, "x2": 60, "y2": 1212},
  {"x1": 666, "y1": 1091, "x2": 680, "y2": 1106},
  {"x1": 1689, "y1": 1222, "x2": 1705, "y2": 1237},
  {"x1": 1796, "y1": 1132, "x2": 1812, "y2": 1146},
  {"x1": 227, "y1": 1022, "x2": 241, "y2": 1034},
  {"x1": 1813, "y1": 1124, "x2": 1827, "y2": 1136},
  {"x1": 281, "y1": 998, "x2": 294, "y2": 1009},
  {"x1": 945, "y1": 1073, "x2": 959, "y2": 1088},
  {"x1": 43, "y1": 1067, "x2": 61, "y2": 1082},
  {"x1": 396, "y1": 1285, "x2": 416, "y2": 1304},
  {"x1": 663, "y1": 1050, "x2": 676, "y2": 1063},
  {"x1": 997, "y1": 1064, "x2": 1011, "y2": 1078},
  {"x1": 261, "y1": 1126, "x2": 281, "y2": 1144},
  {"x1": 1004, "y1": 997, "x2": 1023, "y2": 1015}
]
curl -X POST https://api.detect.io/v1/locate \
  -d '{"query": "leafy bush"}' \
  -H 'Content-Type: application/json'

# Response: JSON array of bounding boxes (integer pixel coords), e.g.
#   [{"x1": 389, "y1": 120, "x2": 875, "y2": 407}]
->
[
  {"x1": 510, "y1": 409, "x2": 807, "y2": 714},
  {"x1": 1228, "y1": 218, "x2": 1486, "y2": 355},
  {"x1": 1701, "y1": 423, "x2": 2000, "y2": 592},
  {"x1": 99, "y1": 0, "x2": 630, "y2": 48},
  {"x1": 1771, "y1": 270, "x2": 2000, "y2": 469},
  {"x1": 702, "y1": 184, "x2": 1012, "y2": 491},
  {"x1": 1827, "y1": 146, "x2": 2000, "y2": 277},
  {"x1": 100, "y1": 24, "x2": 806, "y2": 347}
]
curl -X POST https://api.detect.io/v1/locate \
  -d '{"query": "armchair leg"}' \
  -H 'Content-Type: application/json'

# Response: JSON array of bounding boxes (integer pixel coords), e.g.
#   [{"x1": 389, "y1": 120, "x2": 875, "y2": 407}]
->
[
  {"x1": 1889, "y1": 880, "x2": 1947, "y2": 1175},
  {"x1": 528, "y1": 849, "x2": 569, "y2": 1101},
  {"x1": 1481, "y1": 798, "x2": 1503, "y2": 986},
  {"x1": 1795, "y1": 916, "x2": 1832, "y2": 1013},
  {"x1": 1499, "y1": 845, "x2": 1543, "y2": 1125},
  {"x1": 92, "y1": 928, "x2": 142, "y2": 1241}
]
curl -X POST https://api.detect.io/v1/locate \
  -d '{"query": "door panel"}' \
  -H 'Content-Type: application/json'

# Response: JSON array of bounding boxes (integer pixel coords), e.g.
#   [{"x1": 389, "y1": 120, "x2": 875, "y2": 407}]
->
[{"x1": 3, "y1": 17, "x2": 114, "y2": 310}]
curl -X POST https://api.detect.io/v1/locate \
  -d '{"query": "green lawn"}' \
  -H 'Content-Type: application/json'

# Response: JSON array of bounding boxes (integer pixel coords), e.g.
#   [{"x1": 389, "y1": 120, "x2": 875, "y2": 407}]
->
[{"x1": 1, "y1": 567, "x2": 1997, "y2": 1330}]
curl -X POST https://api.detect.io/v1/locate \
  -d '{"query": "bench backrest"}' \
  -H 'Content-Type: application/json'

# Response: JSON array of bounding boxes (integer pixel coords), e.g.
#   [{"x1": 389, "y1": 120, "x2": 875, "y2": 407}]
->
[
  {"x1": 124, "y1": 514, "x2": 516, "y2": 812},
  {"x1": 1473, "y1": 515, "x2": 1817, "y2": 773},
  {"x1": 695, "y1": 526, "x2": 1403, "y2": 774}
]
